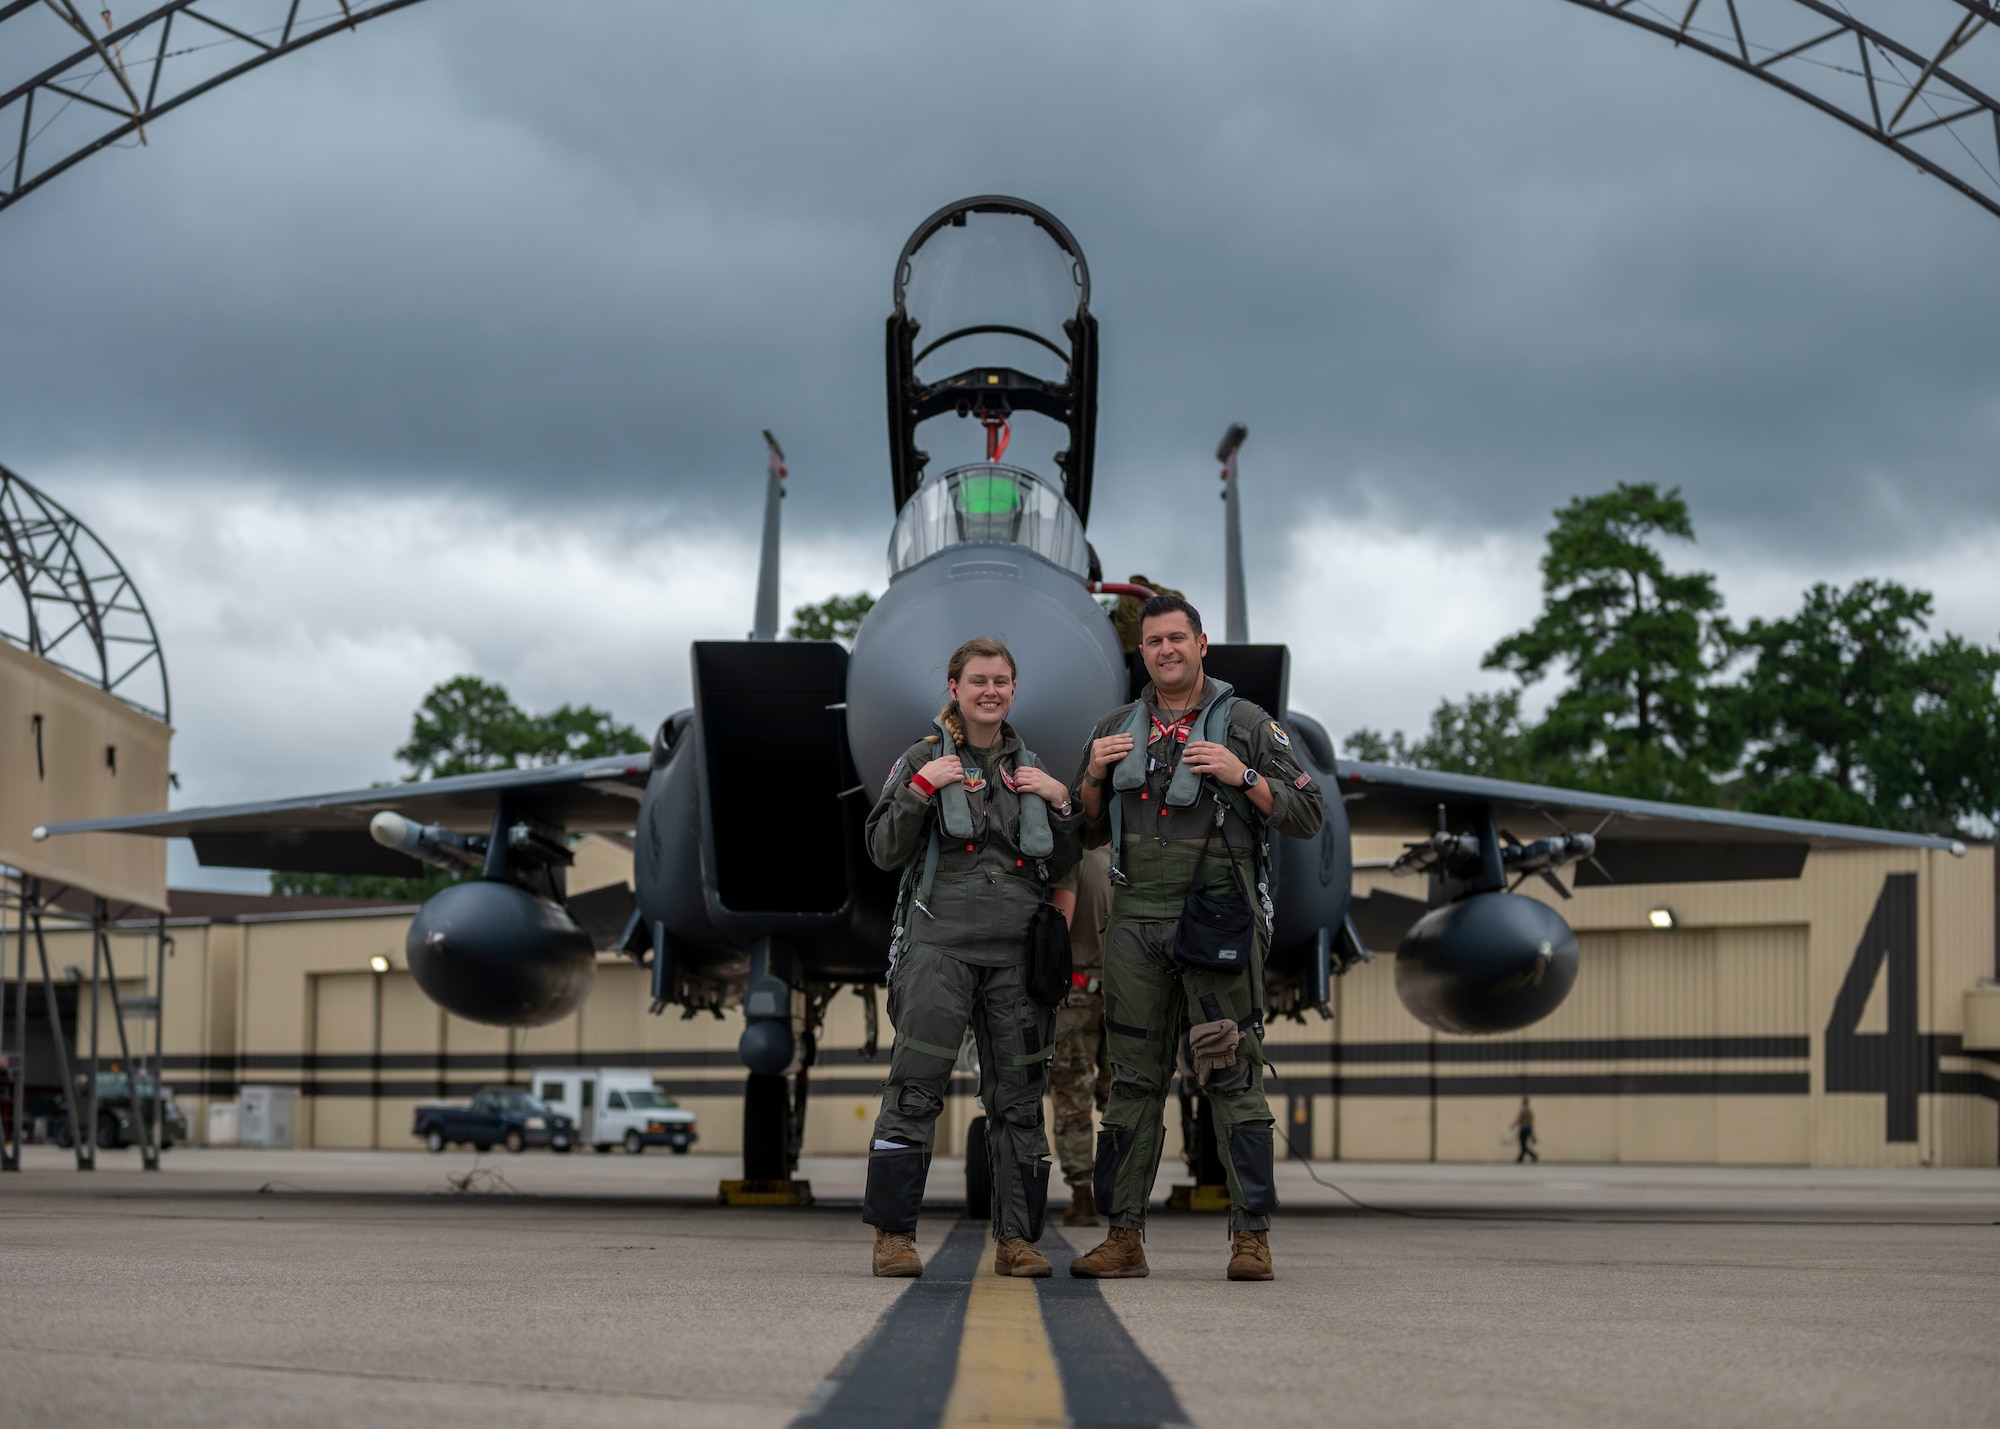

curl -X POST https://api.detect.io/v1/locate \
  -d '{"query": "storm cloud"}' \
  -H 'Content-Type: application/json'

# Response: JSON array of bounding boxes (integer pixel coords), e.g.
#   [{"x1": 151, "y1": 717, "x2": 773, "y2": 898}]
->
[{"x1": 3, "y1": 0, "x2": 1997, "y2": 883}]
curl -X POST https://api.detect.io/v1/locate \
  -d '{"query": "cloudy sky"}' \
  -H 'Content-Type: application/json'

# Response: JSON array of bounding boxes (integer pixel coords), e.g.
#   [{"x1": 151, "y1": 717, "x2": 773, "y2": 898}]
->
[{"x1": 3, "y1": 0, "x2": 1997, "y2": 889}]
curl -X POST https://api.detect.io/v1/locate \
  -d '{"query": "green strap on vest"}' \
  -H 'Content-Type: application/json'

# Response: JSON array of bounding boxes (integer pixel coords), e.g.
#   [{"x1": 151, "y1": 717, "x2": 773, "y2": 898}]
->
[{"x1": 1106, "y1": 683, "x2": 1237, "y2": 884}]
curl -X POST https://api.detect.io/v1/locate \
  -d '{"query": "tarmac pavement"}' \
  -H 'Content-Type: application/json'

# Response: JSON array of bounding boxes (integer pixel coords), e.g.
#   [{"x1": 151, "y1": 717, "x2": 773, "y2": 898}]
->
[{"x1": 1, "y1": 1147, "x2": 1995, "y2": 1427}]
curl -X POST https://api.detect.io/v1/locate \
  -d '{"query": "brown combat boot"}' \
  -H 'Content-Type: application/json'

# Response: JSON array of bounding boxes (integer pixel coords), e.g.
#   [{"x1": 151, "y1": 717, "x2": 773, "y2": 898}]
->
[
  {"x1": 994, "y1": 1237, "x2": 1053, "y2": 1277},
  {"x1": 872, "y1": 1229, "x2": 923, "y2": 1278},
  {"x1": 1068, "y1": 1226, "x2": 1149, "y2": 1279},
  {"x1": 1226, "y1": 1229, "x2": 1273, "y2": 1281},
  {"x1": 1062, "y1": 1182, "x2": 1100, "y2": 1227}
]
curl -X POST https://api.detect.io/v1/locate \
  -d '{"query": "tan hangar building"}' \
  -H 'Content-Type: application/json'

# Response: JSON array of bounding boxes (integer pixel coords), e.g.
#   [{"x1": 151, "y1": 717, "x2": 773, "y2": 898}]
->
[{"x1": 23, "y1": 831, "x2": 1998, "y2": 1169}]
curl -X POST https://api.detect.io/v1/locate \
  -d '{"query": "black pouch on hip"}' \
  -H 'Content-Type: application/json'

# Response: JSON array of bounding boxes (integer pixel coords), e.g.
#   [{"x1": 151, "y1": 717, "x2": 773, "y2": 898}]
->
[
  {"x1": 1024, "y1": 901, "x2": 1074, "y2": 1008},
  {"x1": 1171, "y1": 802, "x2": 1254, "y2": 974}
]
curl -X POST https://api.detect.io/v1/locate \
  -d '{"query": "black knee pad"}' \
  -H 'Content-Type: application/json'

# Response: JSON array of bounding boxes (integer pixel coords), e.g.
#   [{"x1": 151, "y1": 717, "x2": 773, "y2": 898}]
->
[
  {"x1": 1012, "y1": 1158, "x2": 1051, "y2": 1241},
  {"x1": 1092, "y1": 1125, "x2": 1134, "y2": 1217},
  {"x1": 862, "y1": 1147, "x2": 931, "y2": 1233},
  {"x1": 1227, "y1": 1124, "x2": 1277, "y2": 1217}
]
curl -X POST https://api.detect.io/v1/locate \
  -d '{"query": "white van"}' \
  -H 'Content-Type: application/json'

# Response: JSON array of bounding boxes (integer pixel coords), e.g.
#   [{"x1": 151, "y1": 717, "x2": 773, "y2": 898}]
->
[{"x1": 531, "y1": 1067, "x2": 697, "y2": 1155}]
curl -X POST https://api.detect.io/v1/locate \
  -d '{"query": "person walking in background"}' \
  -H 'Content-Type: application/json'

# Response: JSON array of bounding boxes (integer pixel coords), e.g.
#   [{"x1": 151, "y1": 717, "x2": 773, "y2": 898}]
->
[
  {"x1": 1050, "y1": 846, "x2": 1114, "y2": 1225},
  {"x1": 1511, "y1": 1097, "x2": 1538, "y2": 1163}
]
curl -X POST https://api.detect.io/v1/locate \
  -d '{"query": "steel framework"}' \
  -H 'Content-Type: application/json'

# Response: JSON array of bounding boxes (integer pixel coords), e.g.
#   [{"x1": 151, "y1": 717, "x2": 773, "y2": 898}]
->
[
  {"x1": 0, "y1": 0, "x2": 429, "y2": 215},
  {"x1": 1561, "y1": 1, "x2": 2000, "y2": 221},
  {"x1": 0, "y1": 878, "x2": 171, "y2": 1172},
  {"x1": 0, "y1": 463, "x2": 169, "y2": 723}
]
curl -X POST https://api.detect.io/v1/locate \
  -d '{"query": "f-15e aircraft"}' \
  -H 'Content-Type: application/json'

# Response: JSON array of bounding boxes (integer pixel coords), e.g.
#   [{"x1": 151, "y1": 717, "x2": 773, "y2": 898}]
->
[{"x1": 42, "y1": 196, "x2": 1960, "y2": 1183}]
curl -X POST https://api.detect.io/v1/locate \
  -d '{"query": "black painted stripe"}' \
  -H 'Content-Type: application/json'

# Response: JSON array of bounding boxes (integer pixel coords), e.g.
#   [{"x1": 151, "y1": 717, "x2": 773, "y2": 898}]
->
[
  {"x1": 1271, "y1": 1071, "x2": 1811, "y2": 1097},
  {"x1": 1037, "y1": 1227, "x2": 1191, "y2": 1429},
  {"x1": 796, "y1": 1219, "x2": 985, "y2": 1429},
  {"x1": 1263, "y1": 1035, "x2": 1811, "y2": 1064},
  {"x1": 157, "y1": 1032, "x2": 1820, "y2": 1078}
]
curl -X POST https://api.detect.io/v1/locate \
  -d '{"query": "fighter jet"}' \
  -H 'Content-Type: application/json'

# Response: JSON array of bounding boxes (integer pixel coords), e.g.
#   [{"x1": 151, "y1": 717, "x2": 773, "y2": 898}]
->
[{"x1": 40, "y1": 196, "x2": 1961, "y2": 1184}]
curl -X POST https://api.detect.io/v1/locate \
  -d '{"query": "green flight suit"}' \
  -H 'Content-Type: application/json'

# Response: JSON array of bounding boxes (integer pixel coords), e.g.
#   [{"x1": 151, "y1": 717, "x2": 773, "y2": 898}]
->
[
  {"x1": 862, "y1": 724, "x2": 1082, "y2": 1241},
  {"x1": 1073, "y1": 678, "x2": 1325, "y2": 1232}
]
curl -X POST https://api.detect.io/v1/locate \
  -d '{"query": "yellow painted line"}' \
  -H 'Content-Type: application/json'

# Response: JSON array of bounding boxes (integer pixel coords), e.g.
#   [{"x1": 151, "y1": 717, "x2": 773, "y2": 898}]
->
[{"x1": 940, "y1": 1235, "x2": 1068, "y2": 1429}]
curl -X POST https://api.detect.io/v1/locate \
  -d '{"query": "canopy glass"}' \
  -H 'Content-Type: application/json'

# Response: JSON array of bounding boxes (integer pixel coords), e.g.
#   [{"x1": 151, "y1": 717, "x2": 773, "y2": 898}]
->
[{"x1": 889, "y1": 463, "x2": 1090, "y2": 580}]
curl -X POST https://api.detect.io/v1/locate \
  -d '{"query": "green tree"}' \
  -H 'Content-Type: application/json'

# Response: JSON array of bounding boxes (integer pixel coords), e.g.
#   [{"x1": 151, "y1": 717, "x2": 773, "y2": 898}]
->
[
  {"x1": 1484, "y1": 484, "x2": 1726, "y2": 801},
  {"x1": 398, "y1": 675, "x2": 638, "y2": 779},
  {"x1": 1720, "y1": 581, "x2": 2000, "y2": 834},
  {"x1": 1346, "y1": 689, "x2": 1544, "y2": 781},
  {"x1": 787, "y1": 592, "x2": 877, "y2": 646},
  {"x1": 272, "y1": 677, "x2": 639, "y2": 897}
]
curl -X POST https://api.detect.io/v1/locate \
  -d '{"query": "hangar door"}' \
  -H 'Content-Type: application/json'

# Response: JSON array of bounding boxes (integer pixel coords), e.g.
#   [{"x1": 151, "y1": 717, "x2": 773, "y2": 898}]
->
[
  {"x1": 1590, "y1": 925, "x2": 1810, "y2": 1164},
  {"x1": 310, "y1": 972, "x2": 374, "y2": 1149}
]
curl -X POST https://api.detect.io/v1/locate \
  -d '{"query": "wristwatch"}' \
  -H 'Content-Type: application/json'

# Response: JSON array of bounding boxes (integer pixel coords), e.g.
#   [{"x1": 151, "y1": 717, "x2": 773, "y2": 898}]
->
[
  {"x1": 1055, "y1": 798, "x2": 1074, "y2": 818},
  {"x1": 1240, "y1": 768, "x2": 1261, "y2": 790}
]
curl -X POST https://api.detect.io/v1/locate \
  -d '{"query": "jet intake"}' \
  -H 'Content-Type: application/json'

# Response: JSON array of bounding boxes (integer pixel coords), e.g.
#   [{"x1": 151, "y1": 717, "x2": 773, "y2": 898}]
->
[
  {"x1": 1393, "y1": 892, "x2": 1579, "y2": 1035},
  {"x1": 405, "y1": 881, "x2": 595, "y2": 1028}
]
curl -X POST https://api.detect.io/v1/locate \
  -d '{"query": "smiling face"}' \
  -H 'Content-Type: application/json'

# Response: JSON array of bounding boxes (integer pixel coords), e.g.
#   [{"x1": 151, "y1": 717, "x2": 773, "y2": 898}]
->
[
  {"x1": 950, "y1": 653, "x2": 1018, "y2": 730},
  {"x1": 1140, "y1": 610, "x2": 1206, "y2": 700}
]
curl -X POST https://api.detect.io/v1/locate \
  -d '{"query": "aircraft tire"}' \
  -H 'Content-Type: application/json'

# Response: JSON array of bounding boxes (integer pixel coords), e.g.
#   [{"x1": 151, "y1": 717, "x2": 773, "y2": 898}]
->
[{"x1": 742, "y1": 1073, "x2": 789, "y2": 1181}]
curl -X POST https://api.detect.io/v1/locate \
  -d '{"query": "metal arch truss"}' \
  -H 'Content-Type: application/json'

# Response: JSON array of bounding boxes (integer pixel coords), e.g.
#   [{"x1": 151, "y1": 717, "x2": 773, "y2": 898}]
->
[
  {"x1": 1561, "y1": 0, "x2": 2000, "y2": 222},
  {"x1": 0, "y1": 464, "x2": 170, "y2": 724},
  {"x1": 0, "y1": 0, "x2": 430, "y2": 216}
]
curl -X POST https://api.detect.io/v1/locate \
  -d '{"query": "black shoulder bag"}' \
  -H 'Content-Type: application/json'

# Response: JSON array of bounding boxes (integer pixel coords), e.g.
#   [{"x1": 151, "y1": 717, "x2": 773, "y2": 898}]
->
[
  {"x1": 1172, "y1": 796, "x2": 1256, "y2": 974},
  {"x1": 1025, "y1": 899, "x2": 1074, "y2": 1008}
]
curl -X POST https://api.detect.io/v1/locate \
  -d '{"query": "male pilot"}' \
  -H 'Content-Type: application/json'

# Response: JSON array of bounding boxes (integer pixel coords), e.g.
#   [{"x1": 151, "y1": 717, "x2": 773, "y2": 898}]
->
[{"x1": 1067, "y1": 594, "x2": 1324, "y2": 1281}]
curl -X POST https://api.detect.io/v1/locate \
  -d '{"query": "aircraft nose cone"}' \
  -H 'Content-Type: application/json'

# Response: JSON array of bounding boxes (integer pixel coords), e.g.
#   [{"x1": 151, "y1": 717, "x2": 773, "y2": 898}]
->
[{"x1": 846, "y1": 552, "x2": 1126, "y2": 782}]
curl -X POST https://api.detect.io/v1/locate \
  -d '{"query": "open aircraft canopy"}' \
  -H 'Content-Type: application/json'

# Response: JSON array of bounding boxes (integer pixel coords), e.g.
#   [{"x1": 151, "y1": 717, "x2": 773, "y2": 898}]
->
[{"x1": 886, "y1": 196, "x2": 1099, "y2": 522}]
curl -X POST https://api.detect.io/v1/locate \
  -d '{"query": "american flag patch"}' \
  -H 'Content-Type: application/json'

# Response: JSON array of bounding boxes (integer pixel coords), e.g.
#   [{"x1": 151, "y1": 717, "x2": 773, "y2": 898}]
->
[{"x1": 1293, "y1": 772, "x2": 1312, "y2": 789}]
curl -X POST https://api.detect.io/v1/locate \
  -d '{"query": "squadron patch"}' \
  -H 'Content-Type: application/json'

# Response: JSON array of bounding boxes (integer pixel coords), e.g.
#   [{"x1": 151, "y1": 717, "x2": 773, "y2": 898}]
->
[
  {"x1": 882, "y1": 757, "x2": 905, "y2": 796},
  {"x1": 1269, "y1": 721, "x2": 1291, "y2": 749}
]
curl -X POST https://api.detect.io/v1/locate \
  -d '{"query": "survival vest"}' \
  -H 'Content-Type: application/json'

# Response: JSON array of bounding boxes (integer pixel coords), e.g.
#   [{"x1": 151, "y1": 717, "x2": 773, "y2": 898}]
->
[{"x1": 888, "y1": 719, "x2": 1056, "y2": 961}]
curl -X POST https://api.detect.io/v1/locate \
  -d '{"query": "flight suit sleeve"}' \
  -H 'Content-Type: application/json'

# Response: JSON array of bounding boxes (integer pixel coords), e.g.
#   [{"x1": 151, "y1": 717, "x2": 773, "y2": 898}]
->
[
  {"x1": 865, "y1": 739, "x2": 938, "y2": 872},
  {"x1": 1044, "y1": 797, "x2": 1084, "y2": 882},
  {"x1": 1236, "y1": 706, "x2": 1325, "y2": 840},
  {"x1": 1069, "y1": 714, "x2": 1118, "y2": 851}
]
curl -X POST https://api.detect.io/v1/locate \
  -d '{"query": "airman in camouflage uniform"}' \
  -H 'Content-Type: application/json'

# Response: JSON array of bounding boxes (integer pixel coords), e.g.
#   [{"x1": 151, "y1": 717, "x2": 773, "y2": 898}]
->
[{"x1": 1050, "y1": 845, "x2": 1114, "y2": 1223}]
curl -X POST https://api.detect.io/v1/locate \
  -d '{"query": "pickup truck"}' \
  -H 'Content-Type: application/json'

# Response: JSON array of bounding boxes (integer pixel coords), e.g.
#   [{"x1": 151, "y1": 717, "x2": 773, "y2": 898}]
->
[
  {"x1": 51, "y1": 1070, "x2": 190, "y2": 1150},
  {"x1": 412, "y1": 1088, "x2": 575, "y2": 1154}
]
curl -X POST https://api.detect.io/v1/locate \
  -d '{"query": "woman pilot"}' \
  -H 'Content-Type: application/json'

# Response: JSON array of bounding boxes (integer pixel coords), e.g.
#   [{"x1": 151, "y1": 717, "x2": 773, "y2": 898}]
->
[{"x1": 862, "y1": 636, "x2": 1082, "y2": 1278}]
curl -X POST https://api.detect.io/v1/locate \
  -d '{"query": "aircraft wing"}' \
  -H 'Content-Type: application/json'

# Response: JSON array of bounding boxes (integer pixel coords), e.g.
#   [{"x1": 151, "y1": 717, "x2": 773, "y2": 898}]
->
[
  {"x1": 1332, "y1": 758, "x2": 1963, "y2": 885},
  {"x1": 33, "y1": 753, "x2": 653, "y2": 876}
]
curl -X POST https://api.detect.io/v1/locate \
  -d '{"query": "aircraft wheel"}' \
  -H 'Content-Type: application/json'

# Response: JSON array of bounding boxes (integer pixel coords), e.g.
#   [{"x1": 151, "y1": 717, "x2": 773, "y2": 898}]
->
[
  {"x1": 624, "y1": 1130, "x2": 645, "y2": 1155},
  {"x1": 425, "y1": 1129, "x2": 446, "y2": 1154},
  {"x1": 504, "y1": 1128, "x2": 526, "y2": 1155},
  {"x1": 742, "y1": 1073, "x2": 789, "y2": 1181},
  {"x1": 964, "y1": 1115, "x2": 992, "y2": 1222}
]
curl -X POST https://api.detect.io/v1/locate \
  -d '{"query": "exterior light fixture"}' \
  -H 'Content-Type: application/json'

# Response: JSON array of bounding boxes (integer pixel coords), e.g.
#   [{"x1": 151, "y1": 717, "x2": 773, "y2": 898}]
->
[
  {"x1": 1647, "y1": 907, "x2": 1676, "y2": 931},
  {"x1": 369, "y1": 954, "x2": 391, "y2": 974}
]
